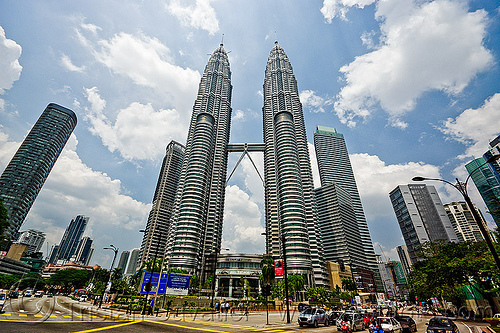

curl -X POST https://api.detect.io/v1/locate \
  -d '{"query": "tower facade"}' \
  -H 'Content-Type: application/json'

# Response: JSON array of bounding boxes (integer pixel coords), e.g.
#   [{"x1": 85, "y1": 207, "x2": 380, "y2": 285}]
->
[
  {"x1": 390, "y1": 184, "x2": 458, "y2": 263},
  {"x1": 262, "y1": 42, "x2": 326, "y2": 286},
  {"x1": 313, "y1": 125, "x2": 381, "y2": 289},
  {"x1": 0, "y1": 103, "x2": 77, "y2": 237},
  {"x1": 444, "y1": 201, "x2": 488, "y2": 242},
  {"x1": 126, "y1": 248, "x2": 140, "y2": 275},
  {"x1": 466, "y1": 157, "x2": 500, "y2": 226},
  {"x1": 117, "y1": 250, "x2": 130, "y2": 273},
  {"x1": 74, "y1": 236, "x2": 94, "y2": 265},
  {"x1": 167, "y1": 44, "x2": 232, "y2": 279},
  {"x1": 139, "y1": 140, "x2": 185, "y2": 268},
  {"x1": 56, "y1": 215, "x2": 89, "y2": 262},
  {"x1": 17, "y1": 229, "x2": 46, "y2": 255}
]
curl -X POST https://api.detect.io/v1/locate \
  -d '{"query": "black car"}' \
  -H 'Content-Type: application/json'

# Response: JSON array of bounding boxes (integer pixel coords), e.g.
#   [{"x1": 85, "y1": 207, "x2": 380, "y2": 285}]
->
[
  {"x1": 426, "y1": 317, "x2": 458, "y2": 333},
  {"x1": 8, "y1": 291, "x2": 19, "y2": 299},
  {"x1": 396, "y1": 315, "x2": 417, "y2": 332}
]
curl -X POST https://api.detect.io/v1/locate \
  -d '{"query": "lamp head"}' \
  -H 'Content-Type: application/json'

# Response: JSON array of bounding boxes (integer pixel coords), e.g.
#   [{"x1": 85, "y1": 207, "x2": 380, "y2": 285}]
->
[{"x1": 412, "y1": 177, "x2": 426, "y2": 181}]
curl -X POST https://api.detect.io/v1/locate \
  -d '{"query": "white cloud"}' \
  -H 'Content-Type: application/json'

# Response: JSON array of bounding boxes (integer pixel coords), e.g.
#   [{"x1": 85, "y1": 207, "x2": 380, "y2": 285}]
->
[
  {"x1": 300, "y1": 90, "x2": 331, "y2": 113},
  {"x1": 350, "y1": 153, "x2": 441, "y2": 220},
  {"x1": 166, "y1": 0, "x2": 219, "y2": 35},
  {"x1": 334, "y1": 0, "x2": 493, "y2": 128},
  {"x1": 321, "y1": 0, "x2": 376, "y2": 22},
  {"x1": 0, "y1": 26, "x2": 22, "y2": 94},
  {"x1": 439, "y1": 93, "x2": 500, "y2": 160},
  {"x1": 84, "y1": 87, "x2": 186, "y2": 161},
  {"x1": 60, "y1": 54, "x2": 86, "y2": 73},
  {"x1": 0, "y1": 130, "x2": 150, "y2": 267},
  {"x1": 222, "y1": 185, "x2": 264, "y2": 254}
]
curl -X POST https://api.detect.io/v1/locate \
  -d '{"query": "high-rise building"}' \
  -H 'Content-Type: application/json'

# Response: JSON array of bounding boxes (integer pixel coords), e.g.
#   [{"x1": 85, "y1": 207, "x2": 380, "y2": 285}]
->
[
  {"x1": 167, "y1": 44, "x2": 233, "y2": 282},
  {"x1": 74, "y1": 236, "x2": 94, "y2": 265},
  {"x1": 390, "y1": 184, "x2": 458, "y2": 263},
  {"x1": 484, "y1": 134, "x2": 500, "y2": 183},
  {"x1": 444, "y1": 201, "x2": 488, "y2": 242},
  {"x1": 55, "y1": 215, "x2": 89, "y2": 262},
  {"x1": 17, "y1": 229, "x2": 45, "y2": 255},
  {"x1": 313, "y1": 125, "x2": 381, "y2": 289},
  {"x1": 126, "y1": 248, "x2": 140, "y2": 275},
  {"x1": 48, "y1": 245, "x2": 59, "y2": 264},
  {"x1": 396, "y1": 245, "x2": 412, "y2": 277},
  {"x1": 139, "y1": 141, "x2": 185, "y2": 268},
  {"x1": 262, "y1": 42, "x2": 326, "y2": 286},
  {"x1": 466, "y1": 157, "x2": 500, "y2": 226},
  {"x1": 0, "y1": 103, "x2": 77, "y2": 237},
  {"x1": 117, "y1": 250, "x2": 130, "y2": 273}
]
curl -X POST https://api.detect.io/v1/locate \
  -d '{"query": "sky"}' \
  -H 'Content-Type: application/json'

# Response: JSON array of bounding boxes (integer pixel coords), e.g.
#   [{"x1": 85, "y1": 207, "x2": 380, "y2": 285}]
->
[{"x1": 1, "y1": 0, "x2": 500, "y2": 269}]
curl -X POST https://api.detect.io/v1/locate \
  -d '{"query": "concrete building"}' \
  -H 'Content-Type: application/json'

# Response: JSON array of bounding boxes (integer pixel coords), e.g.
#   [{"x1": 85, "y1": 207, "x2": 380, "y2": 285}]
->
[
  {"x1": 17, "y1": 229, "x2": 45, "y2": 255},
  {"x1": 444, "y1": 201, "x2": 488, "y2": 242},
  {"x1": 125, "y1": 248, "x2": 140, "y2": 275},
  {"x1": 214, "y1": 253, "x2": 263, "y2": 299},
  {"x1": 396, "y1": 245, "x2": 412, "y2": 277},
  {"x1": 390, "y1": 184, "x2": 458, "y2": 264},
  {"x1": 0, "y1": 103, "x2": 76, "y2": 237},
  {"x1": 117, "y1": 250, "x2": 130, "y2": 273}
]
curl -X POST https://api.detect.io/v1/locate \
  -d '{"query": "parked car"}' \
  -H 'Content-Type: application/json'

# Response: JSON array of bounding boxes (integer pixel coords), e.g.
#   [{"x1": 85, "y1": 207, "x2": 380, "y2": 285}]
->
[
  {"x1": 34, "y1": 291, "x2": 44, "y2": 297},
  {"x1": 337, "y1": 312, "x2": 366, "y2": 331},
  {"x1": 0, "y1": 292, "x2": 6, "y2": 312},
  {"x1": 328, "y1": 310, "x2": 344, "y2": 325},
  {"x1": 298, "y1": 307, "x2": 329, "y2": 327},
  {"x1": 23, "y1": 290, "x2": 33, "y2": 297},
  {"x1": 377, "y1": 317, "x2": 403, "y2": 333},
  {"x1": 426, "y1": 317, "x2": 458, "y2": 333},
  {"x1": 8, "y1": 291, "x2": 19, "y2": 299},
  {"x1": 396, "y1": 315, "x2": 417, "y2": 333}
]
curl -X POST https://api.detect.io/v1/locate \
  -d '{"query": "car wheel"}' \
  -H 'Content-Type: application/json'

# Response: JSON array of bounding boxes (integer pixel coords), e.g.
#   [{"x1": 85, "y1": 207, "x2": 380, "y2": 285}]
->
[
  {"x1": 314, "y1": 320, "x2": 318, "y2": 328},
  {"x1": 299, "y1": 323, "x2": 303, "y2": 327}
]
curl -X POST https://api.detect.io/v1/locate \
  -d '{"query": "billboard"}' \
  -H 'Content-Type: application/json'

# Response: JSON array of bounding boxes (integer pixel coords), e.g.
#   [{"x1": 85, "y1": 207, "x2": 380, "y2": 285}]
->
[
  {"x1": 274, "y1": 259, "x2": 283, "y2": 276},
  {"x1": 140, "y1": 272, "x2": 190, "y2": 296}
]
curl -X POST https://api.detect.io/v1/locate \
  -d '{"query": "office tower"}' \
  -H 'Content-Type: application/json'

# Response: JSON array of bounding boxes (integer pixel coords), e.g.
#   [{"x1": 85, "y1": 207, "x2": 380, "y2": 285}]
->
[
  {"x1": 484, "y1": 134, "x2": 500, "y2": 183},
  {"x1": 396, "y1": 245, "x2": 412, "y2": 277},
  {"x1": 55, "y1": 215, "x2": 89, "y2": 262},
  {"x1": 444, "y1": 202, "x2": 488, "y2": 242},
  {"x1": 48, "y1": 245, "x2": 59, "y2": 264},
  {"x1": 466, "y1": 157, "x2": 500, "y2": 226},
  {"x1": 74, "y1": 236, "x2": 94, "y2": 265},
  {"x1": 376, "y1": 255, "x2": 396, "y2": 298},
  {"x1": 262, "y1": 42, "x2": 326, "y2": 286},
  {"x1": 126, "y1": 248, "x2": 140, "y2": 275},
  {"x1": 0, "y1": 103, "x2": 77, "y2": 237},
  {"x1": 390, "y1": 184, "x2": 458, "y2": 263},
  {"x1": 167, "y1": 43, "x2": 233, "y2": 280},
  {"x1": 314, "y1": 125, "x2": 381, "y2": 289},
  {"x1": 117, "y1": 250, "x2": 130, "y2": 273},
  {"x1": 139, "y1": 141, "x2": 185, "y2": 267},
  {"x1": 17, "y1": 229, "x2": 45, "y2": 255}
]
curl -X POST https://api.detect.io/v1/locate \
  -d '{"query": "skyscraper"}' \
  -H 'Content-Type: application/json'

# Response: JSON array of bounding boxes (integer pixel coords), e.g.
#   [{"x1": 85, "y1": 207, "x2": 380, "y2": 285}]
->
[
  {"x1": 466, "y1": 157, "x2": 500, "y2": 225},
  {"x1": 396, "y1": 245, "x2": 412, "y2": 277},
  {"x1": 55, "y1": 215, "x2": 89, "y2": 262},
  {"x1": 74, "y1": 236, "x2": 94, "y2": 265},
  {"x1": 17, "y1": 229, "x2": 45, "y2": 255},
  {"x1": 117, "y1": 250, "x2": 130, "y2": 273},
  {"x1": 262, "y1": 42, "x2": 326, "y2": 286},
  {"x1": 444, "y1": 201, "x2": 488, "y2": 242},
  {"x1": 139, "y1": 141, "x2": 185, "y2": 268},
  {"x1": 0, "y1": 103, "x2": 77, "y2": 237},
  {"x1": 126, "y1": 248, "x2": 140, "y2": 275},
  {"x1": 390, "y1": 184, "x2": 458, "y2": 263},
  {"x1": 313, "y1": 125, "x2": 381, "y2": 289},
  {"x1": 167, "y1": 44, "x2": 232, "y2": 281}
]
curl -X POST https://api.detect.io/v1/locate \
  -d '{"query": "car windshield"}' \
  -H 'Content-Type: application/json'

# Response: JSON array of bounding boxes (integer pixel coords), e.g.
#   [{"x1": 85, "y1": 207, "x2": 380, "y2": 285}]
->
[
  {"x1": 303, "y1": 308, "x2": 314, "y2": 315},
  {"x1": 0, "y1": 294, "x2": 5, "y2": 300},
  {"x1": 379, "y1": 318, "x2": 392, "y2": 325},
  {"x1": 429, "y1": 318, "x2": 452, "y2": 327},
  {"x1": 342, "y1": 314, "x2": 354, "y2": 320}
]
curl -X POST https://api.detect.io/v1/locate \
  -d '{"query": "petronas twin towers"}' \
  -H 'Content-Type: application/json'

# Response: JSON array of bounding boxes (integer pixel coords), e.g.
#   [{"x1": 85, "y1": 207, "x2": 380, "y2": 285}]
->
[{"x1": 159, "y1": 41, "x2": 327, "y2": 286}]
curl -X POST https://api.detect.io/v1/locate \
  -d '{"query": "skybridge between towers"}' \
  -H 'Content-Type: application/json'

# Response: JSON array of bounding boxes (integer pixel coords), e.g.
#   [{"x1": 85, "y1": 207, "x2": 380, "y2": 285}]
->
[{"x1": 226, "y1": 143, "x2": 265, "y2": 185}]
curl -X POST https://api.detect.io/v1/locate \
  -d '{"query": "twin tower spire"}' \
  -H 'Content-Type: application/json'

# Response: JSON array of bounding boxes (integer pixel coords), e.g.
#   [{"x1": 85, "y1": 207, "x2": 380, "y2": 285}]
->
[{"x1": 165, "y1": 42, "x2": 327, "y2": 287}]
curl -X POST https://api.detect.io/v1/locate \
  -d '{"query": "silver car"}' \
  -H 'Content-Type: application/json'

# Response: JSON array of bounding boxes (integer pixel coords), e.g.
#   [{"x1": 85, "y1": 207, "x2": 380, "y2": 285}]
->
[
  {"x1": 337, "y1": 312, "x2": 366, "y2": 331},
  {"x1": 298, "y1": 307, "x2": 330, "y2": 327}
]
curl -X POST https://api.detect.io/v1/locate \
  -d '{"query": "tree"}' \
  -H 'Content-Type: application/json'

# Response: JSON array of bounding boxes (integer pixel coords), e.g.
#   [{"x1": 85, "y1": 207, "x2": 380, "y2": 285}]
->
[
  {"x1": 0, "y1": 200, "x2": 10, "y2": 251},
  {"x1": 48, "y1": 269, "x2": 91, "y2": 292},
  {"x1": 305, "y1": 287, "x2": 333, "y2": 307},
  {"x1": 260, "y1": 256, "x2": 275, "y2": 285},
  {"x1": 189, "y1": 275, "x2": 200, "y2": 294},
  {"x1": 288, "y1": 274, "x2": 305, "y2": 301}
]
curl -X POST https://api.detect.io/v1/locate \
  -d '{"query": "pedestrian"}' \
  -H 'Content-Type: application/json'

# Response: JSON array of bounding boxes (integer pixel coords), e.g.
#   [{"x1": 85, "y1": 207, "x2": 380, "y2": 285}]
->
[
  {"x1": 215, "y1": 302, "x2": 220, "y2": 312},
  {"x1": 148, "y1": 299, "x2": 154, "y2": 315}
]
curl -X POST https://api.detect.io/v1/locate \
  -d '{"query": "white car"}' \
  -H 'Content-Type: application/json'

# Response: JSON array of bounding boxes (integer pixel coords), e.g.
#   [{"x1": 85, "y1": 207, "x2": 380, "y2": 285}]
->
[
  {"x1": 0, "y1": 292, "x2": 6, "y2": 311},
  {"x1": 377, "y1": 317, "x2": 403, "y2": 333}
]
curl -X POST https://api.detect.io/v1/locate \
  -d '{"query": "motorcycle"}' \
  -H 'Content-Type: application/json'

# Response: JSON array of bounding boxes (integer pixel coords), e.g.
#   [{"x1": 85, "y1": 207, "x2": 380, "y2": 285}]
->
[
  {"x1": 369, "y1": 323, "x2": 384, "y2": 333},
  {"x1": 341, "y1": 321, "x2": 352, "y2": 333}
]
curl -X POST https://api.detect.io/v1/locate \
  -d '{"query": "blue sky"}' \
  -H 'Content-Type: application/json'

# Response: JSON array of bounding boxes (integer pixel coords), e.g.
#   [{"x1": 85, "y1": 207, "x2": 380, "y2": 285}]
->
[{"x1": 1, "y1": 0, "x2": 499, "y2": 268}]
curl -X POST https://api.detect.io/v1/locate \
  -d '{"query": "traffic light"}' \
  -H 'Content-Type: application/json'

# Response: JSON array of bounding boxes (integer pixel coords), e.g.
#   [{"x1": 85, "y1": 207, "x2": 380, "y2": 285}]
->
[{"x1": 263, "y1": 284, "x2": 271, "y2": 296}]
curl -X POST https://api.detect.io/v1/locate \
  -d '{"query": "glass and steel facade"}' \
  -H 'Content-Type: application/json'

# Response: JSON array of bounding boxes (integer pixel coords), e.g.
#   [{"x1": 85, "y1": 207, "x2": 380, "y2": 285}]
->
[
  {"x1": 0, "y1": 103, "x2": 77, "y2": 237},
  {"x1": 56, "y1": 215, "x2": 89, "y2": 262},
  {"x1": 263, "y1": 42, "x2": 326, "y2": 287},
  {"x1": 314, "y1": 125, "x2": 381, "y2": 290}
]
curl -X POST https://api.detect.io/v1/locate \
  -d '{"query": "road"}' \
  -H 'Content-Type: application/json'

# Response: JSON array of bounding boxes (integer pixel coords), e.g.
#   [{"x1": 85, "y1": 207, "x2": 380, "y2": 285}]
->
[{"x1": 0, "y1": 298, "x2": 493, "y2": 333}]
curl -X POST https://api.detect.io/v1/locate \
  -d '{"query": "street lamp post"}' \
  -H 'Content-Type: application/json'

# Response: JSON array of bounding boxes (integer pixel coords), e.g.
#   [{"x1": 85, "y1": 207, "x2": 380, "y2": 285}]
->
[
  {"x1": 412, "y1": 154, "x2": 500, "y2": 271},
  {"x1": 139, "y1": 229, "x2": 163, "y2": 315},
  {"x1": 210, "y1": 247, "x2": 229, "y2": 308},
  {"x1": 99, "y1": 244, "x2": 118, "y2": 308},
  {"x1": 281, "y1": 233, "x2": 290, "y2": 324}
]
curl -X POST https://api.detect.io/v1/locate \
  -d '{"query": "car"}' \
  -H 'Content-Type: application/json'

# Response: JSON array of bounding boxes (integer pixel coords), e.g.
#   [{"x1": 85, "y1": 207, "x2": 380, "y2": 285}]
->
[
  {"x1": 298, "y1": 307, "x2": 329, "y2": 327},
  {"x1": 0, "y1": 292, "x2": 6, "y2": 311},
  {"x1": 79, "y1": 295, "x2": 88, "y2": 302},
  {"x1": 8, "y1": 291, "x2": 19, "y2": 299},
  {"x1": 396, "y1": 315, "x2": 417, "y2": 333},
  {"x1": 362, "y1": 312, "x2": 376, "y2": 326},
  {"x1": 23, "y1": 290, "x2": 33, "y2": 297},
  {"x1": 493, "y1": 314, "x2": 500, "y2": 319},
  {"x1": 337, "y1": 312, "x2": 366, "y2": 331},
  {"x1": 298, "y1": 303, "x2": 311, "y2": 312},
  {"x1": 426, "y1": 317, "x2": 458, "y2": 333},
  {"x1": 34, "y1": 291, "x2": 44, "y2": 297},
  {"x1": 47, "y1": 293, "x2": 53, "y2": 298},
  {"x1": 377, "y1": 317, "x2": 403, "y2": 333}
]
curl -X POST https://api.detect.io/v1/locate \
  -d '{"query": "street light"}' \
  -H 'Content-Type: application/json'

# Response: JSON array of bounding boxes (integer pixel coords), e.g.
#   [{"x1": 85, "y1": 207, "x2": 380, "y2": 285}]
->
[
  {"x1": 139, "y1": 228, "x2": 164, "y2": 315},
  {"x1": 99, "y1": 244, "x2": 118, "y2": 308},
  {"x1": 281, "y1": 232, "x2": 290, "y2": 324},
  {"x1": 412, "y1": 154, "x2": 500, "y2": 271},
  {"x1": 210, "y1": 247, "x2": 230, "y2": 308}
]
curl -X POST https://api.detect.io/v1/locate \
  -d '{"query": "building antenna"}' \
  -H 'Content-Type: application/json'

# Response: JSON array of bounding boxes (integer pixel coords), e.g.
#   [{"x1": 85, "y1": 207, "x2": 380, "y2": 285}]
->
[
  {"x1": 274, "y1": 30, "x2": 277, "y2": 43},
  {"x1": 221, "y1": 33, "x2": 224, "y2": 46}
]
